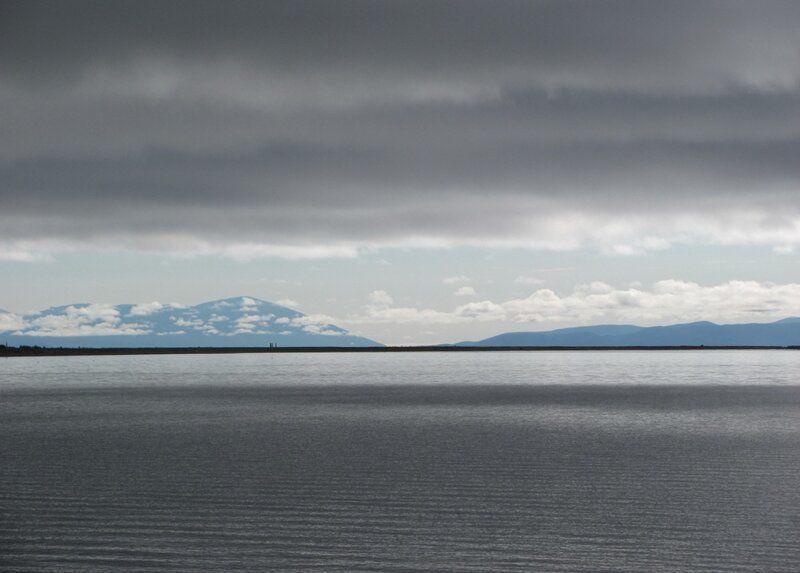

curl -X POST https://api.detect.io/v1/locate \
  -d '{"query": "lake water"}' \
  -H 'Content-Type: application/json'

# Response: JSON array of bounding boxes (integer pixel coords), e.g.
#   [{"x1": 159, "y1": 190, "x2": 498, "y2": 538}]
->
[{"x1": 2, "y1": 351, "x2": 800, "y2": 571}]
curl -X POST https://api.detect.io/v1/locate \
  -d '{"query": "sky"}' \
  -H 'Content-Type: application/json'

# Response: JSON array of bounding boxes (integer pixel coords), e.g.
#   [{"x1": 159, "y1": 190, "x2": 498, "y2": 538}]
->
[{"x1": 2, "y1": 0, "x2": 800, "y2": 345}]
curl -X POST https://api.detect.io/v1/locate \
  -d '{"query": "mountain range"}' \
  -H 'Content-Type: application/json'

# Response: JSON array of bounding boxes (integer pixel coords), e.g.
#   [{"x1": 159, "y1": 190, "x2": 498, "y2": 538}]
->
[
  {"x1": 458, "y1": 318, "x2": 800, "y2": 347},
  {"x1": 3, "y1": 297, "x2": 800, "y2": 348},
  {"x1": 0, "y1": 297, "x2": 381, "y2": 348}
]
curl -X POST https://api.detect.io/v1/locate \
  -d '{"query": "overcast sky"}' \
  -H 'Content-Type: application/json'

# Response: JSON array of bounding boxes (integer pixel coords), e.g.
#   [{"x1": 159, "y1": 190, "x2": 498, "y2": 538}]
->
[{"x1": 2, "y1": 1, "x2": 800, "y2": 344}]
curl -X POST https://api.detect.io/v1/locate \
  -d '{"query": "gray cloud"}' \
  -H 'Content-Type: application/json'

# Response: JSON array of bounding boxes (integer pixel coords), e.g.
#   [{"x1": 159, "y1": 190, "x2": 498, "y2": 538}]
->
[
  {"x1": 2, "y1": 1, "x2": 800, "y2": 258},
  {"x1": 4, "y1": 1, "x2": 798, "y2": 91}
]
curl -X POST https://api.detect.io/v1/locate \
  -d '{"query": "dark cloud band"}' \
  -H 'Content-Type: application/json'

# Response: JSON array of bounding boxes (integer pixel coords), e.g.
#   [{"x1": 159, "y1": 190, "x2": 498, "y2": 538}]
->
[{"x1": 2, "y1": 1, "x2": 799, "y2": 257}]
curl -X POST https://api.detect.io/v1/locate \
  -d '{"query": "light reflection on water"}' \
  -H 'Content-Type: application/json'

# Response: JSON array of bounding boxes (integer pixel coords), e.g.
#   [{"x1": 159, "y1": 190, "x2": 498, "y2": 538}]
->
[{"x1": 2, "y1": 349, "x2": 800, "y2": 390}]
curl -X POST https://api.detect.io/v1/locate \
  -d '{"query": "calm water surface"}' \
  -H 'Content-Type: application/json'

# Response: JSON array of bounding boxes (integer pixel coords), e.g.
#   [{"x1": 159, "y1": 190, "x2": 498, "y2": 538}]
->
[{"x1": 2, "y1": 351, "x2": 799, "y2": 571}]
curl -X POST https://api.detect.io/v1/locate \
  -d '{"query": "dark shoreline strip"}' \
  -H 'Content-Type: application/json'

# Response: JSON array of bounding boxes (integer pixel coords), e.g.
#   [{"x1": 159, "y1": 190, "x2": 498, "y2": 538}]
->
[{"x1": 1, "y1": 345, "x2": 798, "y2": 357}]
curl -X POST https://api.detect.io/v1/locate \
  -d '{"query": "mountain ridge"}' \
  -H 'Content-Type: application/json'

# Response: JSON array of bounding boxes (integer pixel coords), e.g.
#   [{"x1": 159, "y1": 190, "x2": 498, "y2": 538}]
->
[
  {"x1": 0, "y1": 296, "x2": 381, "y2": 348},
  {"x1": 458, "y1": 318, "x2": 800, "y2": 347}
]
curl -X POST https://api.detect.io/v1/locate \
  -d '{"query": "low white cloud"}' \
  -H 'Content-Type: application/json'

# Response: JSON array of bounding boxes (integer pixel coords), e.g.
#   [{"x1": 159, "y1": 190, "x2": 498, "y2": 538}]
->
[
  {"x1": 19, "y1": 304, "x2": 151, "y2": 337},
  {"x1": 276, "y1": 298, "x2": 300, "y2": 309},
  {"x1": 344, "y1": 280, "x2": 800, "y2": 328},
  {"x1": 514, "y1": 276, "x2": 544, "y2": 285},
  {"x1": 173, "y1": 317, "x2": 204, "y2": 328},
  {"x1": 128, "y1": 301, "x2": 164, "y2": 316},
  {"x1": 234, "y1": 314, "x2": 276, "y2": 332},
  {"x1": 443, "y1": 275, "x2": 471, "y2": 284},
  {"x1": 30, "y1": 305, "x2": 118, "y2": 328},
  {"x1": 301, "y1": 324, "x2": 344, "y2": 336},
  {"x1": 0, "y1": 244, "x2": 54, "y2": 262},
  {"x1": 0, "y1": 311, "x2": 26, "y2": 332},
  {"x1": 455, "y1": 286, "x2": 477, "y2": 297},
  {"x1": 290, "y1": 313, "x2": 337, "y2": 327},
  {"x1": 289, "y1": 313, "x2": 344, "y2": 335},
  {"x1": 128, "y1": 301, "x2": 186, "y2": 316},
  {"x1": 349, "y1": 305, "x2": 461, "y2": 326},
  {"x1": 221, "y1": 243, "x2": 360, "y2": 261},
  {"x1": 367, "y1": 290, "x2": 394, "y2": 307}
]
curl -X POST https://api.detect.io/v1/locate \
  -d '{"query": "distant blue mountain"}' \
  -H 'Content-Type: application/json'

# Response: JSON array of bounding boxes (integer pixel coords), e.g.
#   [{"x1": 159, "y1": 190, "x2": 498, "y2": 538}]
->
[
  {"x1": 459, "y1": 319, "x2": 800, "y2": 347},
  {"x1": 0, "y1": 296, "x2": 381, "y2": 348}
]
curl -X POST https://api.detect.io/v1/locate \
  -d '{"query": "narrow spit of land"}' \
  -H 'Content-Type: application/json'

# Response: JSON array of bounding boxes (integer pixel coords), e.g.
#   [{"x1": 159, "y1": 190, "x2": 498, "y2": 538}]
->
[{"x1": 1, "y1": 345, "x2": 798, "y2": 357}]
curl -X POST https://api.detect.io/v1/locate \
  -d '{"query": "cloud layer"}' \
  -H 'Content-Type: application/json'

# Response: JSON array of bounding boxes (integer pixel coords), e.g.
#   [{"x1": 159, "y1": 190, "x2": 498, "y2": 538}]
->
[
  {"x1": 352, "y1": 281, "x2": 800, "y2": 329},
  {"x1": 2, "y1": 1, "x2": 800, "y2": 259}
]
